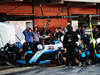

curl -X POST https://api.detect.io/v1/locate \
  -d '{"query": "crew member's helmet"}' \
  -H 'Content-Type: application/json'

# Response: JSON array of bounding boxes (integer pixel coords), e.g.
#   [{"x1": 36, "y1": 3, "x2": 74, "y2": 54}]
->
[
  {"x1": 0, "y1": 45, "x2": 4, "y2": 48},
  {"x1": 0, "y1": 45, "x2": 4, "y2": 51},
  {"x1": 90, "y1": 39, "x2": 96, "y2": 44},
  {"x1": 76, "y1": 42, "x2": 80, "y2": 46},
  {"x1": 77, "y1": 34, "x2": 81, "y2": 39},
  {"x1": 96, "y1": 38, "x2": 100, "y2": 44},
  {"x1": 9, "y1": 40, "x2": 15, "y2": 47}
]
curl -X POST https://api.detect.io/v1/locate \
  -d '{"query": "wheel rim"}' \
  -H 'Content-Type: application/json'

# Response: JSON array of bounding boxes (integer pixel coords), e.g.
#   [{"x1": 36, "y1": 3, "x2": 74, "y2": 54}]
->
[{"x1": 57, "y1": 52, "x2": 63, "y2": 65}]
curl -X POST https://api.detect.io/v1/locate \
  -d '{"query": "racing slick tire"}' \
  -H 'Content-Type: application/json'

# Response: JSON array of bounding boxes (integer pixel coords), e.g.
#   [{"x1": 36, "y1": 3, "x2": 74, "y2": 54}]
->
[{"x1": 53, "y1": 51, "x2": 64, "y2": 65}]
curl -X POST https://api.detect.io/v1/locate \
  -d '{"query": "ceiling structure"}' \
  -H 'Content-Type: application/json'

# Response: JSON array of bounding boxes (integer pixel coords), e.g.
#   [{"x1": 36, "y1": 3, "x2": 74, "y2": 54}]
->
[
  {"x1": 0, "y1": 0, "x2": 100, "y2": 6},
  {"x1": 0, "y1": 0, "x2": 100, "y2": 21}
]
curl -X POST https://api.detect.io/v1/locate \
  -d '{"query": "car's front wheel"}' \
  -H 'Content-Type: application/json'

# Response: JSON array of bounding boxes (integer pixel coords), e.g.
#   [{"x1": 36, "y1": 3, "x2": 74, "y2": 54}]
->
[{"x1": 53, "y1": 51, "x2": 64, "y2": 65}]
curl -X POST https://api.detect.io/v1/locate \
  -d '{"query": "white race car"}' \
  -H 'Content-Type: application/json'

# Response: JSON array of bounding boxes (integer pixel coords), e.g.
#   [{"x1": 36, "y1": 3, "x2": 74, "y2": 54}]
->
[{"x1": 28, "y1": 40, "x2": 64, "y2": 65}]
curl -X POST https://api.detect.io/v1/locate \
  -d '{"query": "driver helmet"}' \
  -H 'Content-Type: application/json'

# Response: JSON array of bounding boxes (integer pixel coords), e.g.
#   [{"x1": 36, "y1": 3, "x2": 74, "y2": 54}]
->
[{"x1": 37, "y1": 44, "x2": 43, "y2": 50}]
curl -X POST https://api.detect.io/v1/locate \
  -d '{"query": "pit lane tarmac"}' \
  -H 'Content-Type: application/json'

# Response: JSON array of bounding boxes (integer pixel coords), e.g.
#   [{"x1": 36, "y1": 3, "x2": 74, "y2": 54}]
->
[{"x1": 1, "y1": 64, "x2": 100, "y2": 75}]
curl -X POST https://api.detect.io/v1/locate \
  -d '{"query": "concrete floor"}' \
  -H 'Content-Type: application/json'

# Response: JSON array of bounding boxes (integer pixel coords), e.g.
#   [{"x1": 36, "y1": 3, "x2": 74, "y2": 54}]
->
[{"x1": 1, "y1": 64, "x2": 100, "y2": 75}]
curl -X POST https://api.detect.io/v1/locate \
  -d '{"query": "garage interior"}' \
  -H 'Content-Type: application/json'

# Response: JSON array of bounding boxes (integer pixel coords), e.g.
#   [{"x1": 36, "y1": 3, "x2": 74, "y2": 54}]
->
[{"x1": 0, "y1": 0, "x2": 100, "y2": 41}]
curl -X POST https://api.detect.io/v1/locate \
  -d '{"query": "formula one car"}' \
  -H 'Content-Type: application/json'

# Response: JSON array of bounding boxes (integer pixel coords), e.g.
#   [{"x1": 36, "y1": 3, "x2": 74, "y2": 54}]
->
[
  {"x1": 16, "y1": 40, "x2": 64, "y2": 66},
  {"x1": 29, "y1": 40, "x2": 64, "y2": 65}
]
